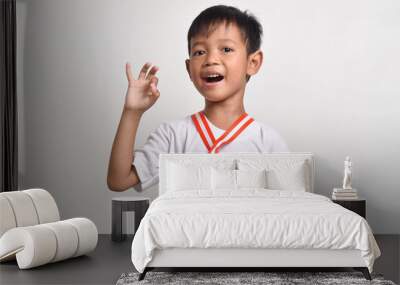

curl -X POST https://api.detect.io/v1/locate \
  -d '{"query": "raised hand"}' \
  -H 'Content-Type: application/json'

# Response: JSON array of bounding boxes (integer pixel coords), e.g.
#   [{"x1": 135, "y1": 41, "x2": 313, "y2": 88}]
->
[{"x1": 124, "y1": 62, "x2": 160, "y2": 112}]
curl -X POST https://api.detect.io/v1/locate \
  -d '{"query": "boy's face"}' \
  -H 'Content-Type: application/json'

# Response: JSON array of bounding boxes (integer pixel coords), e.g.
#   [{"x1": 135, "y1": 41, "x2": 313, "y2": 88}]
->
[{"x1": 186, "y1": 22, "x2": 262, "y2": 103}]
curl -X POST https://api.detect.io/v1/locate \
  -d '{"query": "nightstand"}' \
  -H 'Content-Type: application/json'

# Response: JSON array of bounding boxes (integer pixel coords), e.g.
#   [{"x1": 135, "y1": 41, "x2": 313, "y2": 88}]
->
[
  {"x1": 112, "y1": 197, "x2": 150, "y2": 242},
  {"x1": 332, "y1": 198, "x2": 366, "y2": 219}
]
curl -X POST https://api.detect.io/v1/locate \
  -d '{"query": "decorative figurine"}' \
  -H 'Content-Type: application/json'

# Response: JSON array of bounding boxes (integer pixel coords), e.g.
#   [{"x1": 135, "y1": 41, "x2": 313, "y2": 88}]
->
[{"x1": 342, "y1": 156, "x2": 352, "y2": 190}]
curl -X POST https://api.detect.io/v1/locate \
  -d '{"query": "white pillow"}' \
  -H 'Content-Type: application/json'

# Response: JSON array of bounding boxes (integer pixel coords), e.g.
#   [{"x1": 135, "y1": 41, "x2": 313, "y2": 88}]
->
[
  {"x1": 267, "y1": 164, "x2": 306, "y2": 191},
  {"x1": 236, "y1": 169, "x2": 268, "y2": 189},
  {"x1": 166, "y1": 162, "x2": 211, "y2": 191},
  {"x1": 211, "y1": 168, "x2": 268, "y2": 190},
  {"x1": 211, "y1": 168, "x2": 236, "y2": 190},
  {"x1": 238, "y1": 159, "x2": 309, "y2": 191}
]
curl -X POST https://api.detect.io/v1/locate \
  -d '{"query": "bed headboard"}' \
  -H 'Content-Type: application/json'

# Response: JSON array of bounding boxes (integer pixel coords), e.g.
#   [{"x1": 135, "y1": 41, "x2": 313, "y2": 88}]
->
[{"x1": 159, "y1": 152, "x2": 315, "y2": 195}]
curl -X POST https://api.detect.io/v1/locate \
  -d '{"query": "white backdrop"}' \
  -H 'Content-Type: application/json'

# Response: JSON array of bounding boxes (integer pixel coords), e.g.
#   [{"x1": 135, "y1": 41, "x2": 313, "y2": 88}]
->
[{"x1": 17, "y1": 0, "x2": 400, "y2": 233}]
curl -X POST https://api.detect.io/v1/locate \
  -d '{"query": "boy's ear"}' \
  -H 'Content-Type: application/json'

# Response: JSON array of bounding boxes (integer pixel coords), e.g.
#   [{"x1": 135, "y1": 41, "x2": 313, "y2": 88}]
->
[
  {"x1": 246, "y1": 50, "x2": 263, "y2": 77},
  {"x1": 185, "y1": 59, "x2": 192, "y2": 81}
]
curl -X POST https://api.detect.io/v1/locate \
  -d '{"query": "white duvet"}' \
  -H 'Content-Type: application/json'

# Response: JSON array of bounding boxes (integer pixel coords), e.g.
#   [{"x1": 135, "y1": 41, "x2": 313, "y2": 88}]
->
[{"x1": 131, "y1": 190, "x2": 380, "y2": 273}]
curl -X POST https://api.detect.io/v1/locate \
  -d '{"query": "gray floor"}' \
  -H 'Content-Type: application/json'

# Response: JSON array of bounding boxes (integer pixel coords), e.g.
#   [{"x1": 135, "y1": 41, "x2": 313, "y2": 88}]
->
[
  {"x1": 0, "y1": 234, "x2": 399, "y2": 285},
  {"x1": 0, "y1": 235, "x2": 134, "y2": 285}
]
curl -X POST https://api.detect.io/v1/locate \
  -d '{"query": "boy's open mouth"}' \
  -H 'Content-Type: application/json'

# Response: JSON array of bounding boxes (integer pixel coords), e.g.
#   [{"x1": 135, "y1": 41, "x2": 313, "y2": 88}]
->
[{"x1": 203, "y1": 74, "x2": 224, "y2": 83}]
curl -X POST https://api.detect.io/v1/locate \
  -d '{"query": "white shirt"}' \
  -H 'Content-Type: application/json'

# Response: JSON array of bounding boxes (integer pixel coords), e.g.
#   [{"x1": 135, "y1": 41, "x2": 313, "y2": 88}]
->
[{"x1": 133, "y1": 113, "x2": 289, "y2": 190}]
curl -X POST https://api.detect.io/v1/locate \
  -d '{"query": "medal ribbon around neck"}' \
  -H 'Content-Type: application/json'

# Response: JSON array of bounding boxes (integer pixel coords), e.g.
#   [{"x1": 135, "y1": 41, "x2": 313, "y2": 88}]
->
[{"x1": 191, "y1": 111, "x2": 254, "y2": 153}]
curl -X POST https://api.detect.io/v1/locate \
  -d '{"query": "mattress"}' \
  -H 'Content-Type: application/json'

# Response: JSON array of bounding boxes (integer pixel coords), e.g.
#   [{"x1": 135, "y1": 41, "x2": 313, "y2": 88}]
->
[{"x1": 131, "y1": 189, "x2": 381, "y2": 273}]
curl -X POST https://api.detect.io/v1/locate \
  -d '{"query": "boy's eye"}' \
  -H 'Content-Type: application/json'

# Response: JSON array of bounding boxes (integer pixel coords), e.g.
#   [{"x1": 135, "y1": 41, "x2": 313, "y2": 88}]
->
[
  {"x1": 223, "y1": 47, "x2": 233, "y2": 53},
  {"x1": 192, "y1": 50, "x2": 205, "y2": 56}
]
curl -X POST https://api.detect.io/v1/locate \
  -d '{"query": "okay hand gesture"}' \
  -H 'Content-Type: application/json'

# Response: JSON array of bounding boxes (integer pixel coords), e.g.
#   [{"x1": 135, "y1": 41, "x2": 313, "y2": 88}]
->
[{"x1": 124, "y1": 62, "x2": 160, "y2": 112}]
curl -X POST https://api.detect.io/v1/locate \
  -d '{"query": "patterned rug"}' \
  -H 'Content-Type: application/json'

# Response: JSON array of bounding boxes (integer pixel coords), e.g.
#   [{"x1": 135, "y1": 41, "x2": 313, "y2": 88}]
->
[{"x1": 116, "y1": 271, "x2": 397, "y2": 285}]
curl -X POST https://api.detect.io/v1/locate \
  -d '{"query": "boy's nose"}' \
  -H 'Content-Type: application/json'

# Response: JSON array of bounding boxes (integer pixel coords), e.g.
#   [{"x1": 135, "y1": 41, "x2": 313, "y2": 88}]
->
[
  {"x1": 204, "y1": 61, "x2": 218, "y2": 67},
  {"x1": 203, "y1": 52, "x2": 219, "y2": 66}
]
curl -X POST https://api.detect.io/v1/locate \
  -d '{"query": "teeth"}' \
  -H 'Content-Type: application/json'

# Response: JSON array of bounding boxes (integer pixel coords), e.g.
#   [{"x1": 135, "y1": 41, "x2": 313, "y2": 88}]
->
[{"x1": 207, "y1": 74, "x2": 221, "y2": 78}]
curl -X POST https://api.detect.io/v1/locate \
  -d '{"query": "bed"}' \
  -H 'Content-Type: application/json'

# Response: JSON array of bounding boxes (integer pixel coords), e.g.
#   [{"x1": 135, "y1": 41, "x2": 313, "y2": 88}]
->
[{"x1": 131, "y1": 153, "x2": 381, "y2": 281}]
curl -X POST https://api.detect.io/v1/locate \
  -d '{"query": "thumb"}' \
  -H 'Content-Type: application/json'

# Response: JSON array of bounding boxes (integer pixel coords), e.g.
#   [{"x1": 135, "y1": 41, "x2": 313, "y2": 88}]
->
[
  {"x1": 149, "y1": 76, "x2": 159, "y2": 87},
  {"x1": 150, "y1": 81, "x2": 160, "y2": 97}
]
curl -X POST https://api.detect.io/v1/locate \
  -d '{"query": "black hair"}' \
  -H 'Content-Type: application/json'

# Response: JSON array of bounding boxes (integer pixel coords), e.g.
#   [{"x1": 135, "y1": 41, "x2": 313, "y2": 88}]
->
[{"x1": 187, "y1": 5, "x2": 263, "y2": 56}]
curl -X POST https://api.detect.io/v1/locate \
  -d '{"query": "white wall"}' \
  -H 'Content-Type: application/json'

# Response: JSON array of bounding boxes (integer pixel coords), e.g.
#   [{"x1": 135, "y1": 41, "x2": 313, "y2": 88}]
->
[{"x1": 17, "y1": 0, "x2": 400, "y2": 234}]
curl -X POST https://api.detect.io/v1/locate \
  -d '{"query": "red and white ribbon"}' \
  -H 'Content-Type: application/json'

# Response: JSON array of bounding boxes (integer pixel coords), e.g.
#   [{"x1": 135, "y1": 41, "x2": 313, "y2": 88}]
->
[{"x1": 191, "y1": 111, "x2": 254, "y2": 153}]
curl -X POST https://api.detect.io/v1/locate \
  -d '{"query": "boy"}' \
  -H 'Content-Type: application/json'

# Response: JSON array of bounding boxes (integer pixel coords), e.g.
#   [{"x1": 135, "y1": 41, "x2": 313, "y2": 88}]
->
[{"x1": 107, "y1": 5, "x2": 289, "y2": 192}]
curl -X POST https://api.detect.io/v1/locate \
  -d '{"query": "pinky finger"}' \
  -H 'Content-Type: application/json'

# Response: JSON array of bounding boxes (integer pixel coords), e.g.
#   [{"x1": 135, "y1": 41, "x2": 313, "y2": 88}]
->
[{"x1": 126, "y1": 62, "x2": 134, "y2": 82}]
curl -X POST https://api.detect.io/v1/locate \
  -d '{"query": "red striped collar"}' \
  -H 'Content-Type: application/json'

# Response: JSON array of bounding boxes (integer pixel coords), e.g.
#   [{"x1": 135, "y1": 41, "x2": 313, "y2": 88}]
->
[{"x1": 191, "y1": 111, "x2": 254, "y2": 153}]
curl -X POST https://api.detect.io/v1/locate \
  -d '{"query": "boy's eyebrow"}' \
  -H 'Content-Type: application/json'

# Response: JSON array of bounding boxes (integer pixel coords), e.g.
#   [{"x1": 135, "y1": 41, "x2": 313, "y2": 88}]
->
[{"x1": 191, "y1": 38, "x2": 238, "y2": 49}]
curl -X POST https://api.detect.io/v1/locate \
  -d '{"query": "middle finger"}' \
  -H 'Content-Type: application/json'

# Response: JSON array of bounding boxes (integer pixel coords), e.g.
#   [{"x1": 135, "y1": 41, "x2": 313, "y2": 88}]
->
[
  {"x1": 146, "y1": 65, "x2": 159, "y2": 79},
  {"x1": 138, "y1": 62, "x2": 152, "y2": 80}
]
